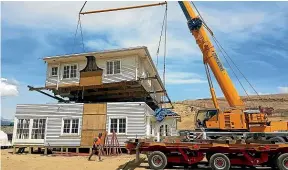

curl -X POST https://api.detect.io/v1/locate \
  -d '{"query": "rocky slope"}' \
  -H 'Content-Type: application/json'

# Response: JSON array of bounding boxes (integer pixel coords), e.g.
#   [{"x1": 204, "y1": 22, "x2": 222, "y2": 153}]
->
[{"x1": 171, "y1": 93, "x2": 288, "y2": 130}]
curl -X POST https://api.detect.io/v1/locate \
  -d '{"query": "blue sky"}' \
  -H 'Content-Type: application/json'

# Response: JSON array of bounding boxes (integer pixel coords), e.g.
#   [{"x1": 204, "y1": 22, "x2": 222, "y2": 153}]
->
[{"x1": 1, "y1": 1, "x2": 288, "y2": 119}]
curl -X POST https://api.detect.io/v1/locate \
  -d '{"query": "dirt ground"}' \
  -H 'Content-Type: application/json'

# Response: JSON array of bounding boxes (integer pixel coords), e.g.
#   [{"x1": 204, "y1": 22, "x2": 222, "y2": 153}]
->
[
  {"x1": 1, "y1": 148, "x2": 148, "y2": 170},
  {"x1": 1, "y1": 148, "x2": 273, "y2": 170}
]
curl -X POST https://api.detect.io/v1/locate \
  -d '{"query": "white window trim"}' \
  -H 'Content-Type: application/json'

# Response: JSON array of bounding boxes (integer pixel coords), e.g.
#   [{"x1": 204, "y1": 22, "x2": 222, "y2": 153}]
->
[
  {"x1": 108, "y1": 116, "x2": 127, "y2": 135},
  {"x1": 106, "y1": 59, "x2": 122, "y2": 76},
  {"x1": 50, "y1": 65, "x2": 59, "y2": 77},
  {"x1": 62, "y1": 63, "x2": 79, "y2": 80},
  {"x1": 60, "y1": 118, "x2": 80, "y2": 136},
  {"x1": 15, "y1": 118, "x2": 47, "y2": 140}
]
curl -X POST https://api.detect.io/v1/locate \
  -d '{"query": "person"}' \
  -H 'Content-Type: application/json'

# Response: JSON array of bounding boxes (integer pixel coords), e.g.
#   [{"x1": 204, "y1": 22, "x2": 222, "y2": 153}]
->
[{"x1": 88, "y1": 133, "x2": 103, "y2": 161}]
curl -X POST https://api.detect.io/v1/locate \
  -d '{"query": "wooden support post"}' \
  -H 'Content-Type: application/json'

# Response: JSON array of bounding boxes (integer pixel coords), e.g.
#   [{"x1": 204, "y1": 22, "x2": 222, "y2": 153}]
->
[
  {"x1": 13, "y1": 147, "x2": 16, "y2": 154},
  {"x1": 135, "y1": 143, "x2": 140, "y2": 163},
  {"x1": 66, "y1": 148, "x2": 68, "y2": 153},
  {"x1": 28, "y1": 147, "x2": 32, "y2": 154},
  {"x1": 89, "y1": 147, "x2": 92, "y2": 155},
  {"x1": 76, "y1": 147, "x2": 79, "y2": 153},
  {"x1": 44, "y1": 147, "x2": 48, "y2": 155},
  {"x1": 61, "y1": 147, "x2": 63, "y2": 153}
]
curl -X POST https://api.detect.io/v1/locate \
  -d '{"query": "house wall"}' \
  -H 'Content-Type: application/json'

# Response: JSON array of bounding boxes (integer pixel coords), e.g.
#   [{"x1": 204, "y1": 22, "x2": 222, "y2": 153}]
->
[
  {"x1": 12, "y1": 103, "x2": 84, "y2": 147},
  {"x1": 105, "y1": 102, "x2": 149, "y2": 146},
  {"x1": 45, "y1": 55, "x2": 137, "y2": 87},
  {"x1": 12, "y1": 102, "x2": 178, "y2": 147}
]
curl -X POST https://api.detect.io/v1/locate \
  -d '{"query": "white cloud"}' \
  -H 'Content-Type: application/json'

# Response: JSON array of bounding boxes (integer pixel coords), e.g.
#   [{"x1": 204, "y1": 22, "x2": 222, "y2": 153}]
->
[
  {"x1": 165, "y1": 71, "x2": 206, "y2": 84},
  {"x1": 278, "y1": 86, "x2": 288, "y2": 93},
  {"x1": 0, "y1": 78, "x2": 19, "y2": 97}
]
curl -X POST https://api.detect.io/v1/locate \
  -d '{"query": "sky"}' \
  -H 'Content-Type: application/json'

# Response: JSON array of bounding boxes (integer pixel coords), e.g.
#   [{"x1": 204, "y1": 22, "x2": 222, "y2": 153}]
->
[{"x1": 1, "y1": 1, "x2": 288, "y2": 120}]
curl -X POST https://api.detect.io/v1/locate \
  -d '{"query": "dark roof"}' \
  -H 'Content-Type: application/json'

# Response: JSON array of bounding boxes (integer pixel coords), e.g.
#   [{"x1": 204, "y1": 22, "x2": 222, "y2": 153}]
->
[{"x1": 1, "y1": 126, "x2": 14, "y2": 134}]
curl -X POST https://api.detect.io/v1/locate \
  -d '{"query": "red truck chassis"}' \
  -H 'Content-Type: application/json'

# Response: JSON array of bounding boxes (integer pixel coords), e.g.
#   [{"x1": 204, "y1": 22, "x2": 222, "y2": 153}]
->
[{"x1": 126, "y1": 141, "x2": 288, "y2": 170}]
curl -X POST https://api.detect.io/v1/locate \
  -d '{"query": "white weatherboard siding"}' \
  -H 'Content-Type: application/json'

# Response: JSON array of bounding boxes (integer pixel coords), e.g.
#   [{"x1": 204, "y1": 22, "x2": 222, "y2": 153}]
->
[
  {"x1": 45, "y1": 56, "x2": 137, "y2": 87},
  {"x1": 12, "y1": 104, "x2": 83, "y2": 147},
  {"x1": 106, "y1": 102, "x2": 148, "y2": 146}
]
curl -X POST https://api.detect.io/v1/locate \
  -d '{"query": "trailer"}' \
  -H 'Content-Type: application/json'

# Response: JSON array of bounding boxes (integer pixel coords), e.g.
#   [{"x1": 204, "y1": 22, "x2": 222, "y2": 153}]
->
[{"x1": 125, "y1": 139, "x2": 288, "y2": 170}]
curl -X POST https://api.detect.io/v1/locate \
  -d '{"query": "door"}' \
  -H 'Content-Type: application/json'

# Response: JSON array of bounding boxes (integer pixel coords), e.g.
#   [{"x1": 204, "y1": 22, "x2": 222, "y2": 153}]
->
[{"x1": 80, "y1": 103, "x2": 107, "y2": 146}]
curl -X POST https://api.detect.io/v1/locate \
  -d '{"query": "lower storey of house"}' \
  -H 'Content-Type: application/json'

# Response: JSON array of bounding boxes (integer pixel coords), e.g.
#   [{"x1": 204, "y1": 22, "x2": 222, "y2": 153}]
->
[{"x1": 12, "y1": 102, "x2": 179, "y2": 152}]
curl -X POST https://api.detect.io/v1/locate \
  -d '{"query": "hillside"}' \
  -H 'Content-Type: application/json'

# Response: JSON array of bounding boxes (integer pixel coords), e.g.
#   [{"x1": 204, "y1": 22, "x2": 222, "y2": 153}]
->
[{"x1": 171, "y1": 93, "x2": 288, "y2": 130}]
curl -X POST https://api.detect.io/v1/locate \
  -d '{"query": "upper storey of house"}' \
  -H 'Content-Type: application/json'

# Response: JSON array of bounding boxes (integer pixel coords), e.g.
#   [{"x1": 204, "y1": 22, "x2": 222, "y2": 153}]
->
[{"x1": 42, "y1": 46, "x2": 172, "y2": 109}]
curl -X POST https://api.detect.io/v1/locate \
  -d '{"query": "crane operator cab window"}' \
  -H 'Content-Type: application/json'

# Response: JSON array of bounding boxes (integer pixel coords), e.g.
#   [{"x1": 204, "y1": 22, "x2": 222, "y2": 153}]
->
[{"x1": 196, "y1": 109, "x2": 218, "y2": 128}]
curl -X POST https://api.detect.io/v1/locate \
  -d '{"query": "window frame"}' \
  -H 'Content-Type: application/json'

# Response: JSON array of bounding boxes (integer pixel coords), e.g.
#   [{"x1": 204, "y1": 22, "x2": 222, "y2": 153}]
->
[
  {"x1": 50, "y1": 66, "x2": 59, "y2": 77},
  {"x1": 159, "y1": 123, "x2": 171, "y2": 137},
  {"x1": 106, "y1": 60, "x2": 121, "y2": 75},
  {"x1": 61, "y1": 118, "x2": 80, "y2": 136},
  {"x1": 108, "y1": 116, "x2": 127, "y2": 135},
  {"x1": 31, "y1": 118, "x2": 46, "y2": 139},
  {"x1": 15, "y1": 118, "x2": 47, "y2": 140},
  {"x1": 16, "y1": 118, "x2": 30, "y2": 139},
  {"x1": 62, "y1": 63, "x2": 78, "y2": 79}
]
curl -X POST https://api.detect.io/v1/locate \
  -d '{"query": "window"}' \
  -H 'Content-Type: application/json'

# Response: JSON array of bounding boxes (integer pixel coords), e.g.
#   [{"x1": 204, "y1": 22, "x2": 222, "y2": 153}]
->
[
  {"x1": 165, "y1": 124, "x2": 171, "y2": 136},
  {"x1": 106, "y1": 60, "x2": 121, "y2": 75},
  {"x1": 63, "y1": 66, "x2": 70, "y2": 79},
  {"x1": 70, "y1": 65, "x2": 77, "y2": 78},
  {"x1": 51, "y1": 67, "x2": 58, "y2": 76},
  {"x1": 109, "y1": 118, "x2": 126, "y2": 134},
  {"x1": 62, "y1": 119, "x2": 79, "y2": 135},
  {"x1": 63, "y1": 64, "x2": 77, "y2": 79},
  {"x1": 150, "y1": 124, "x2": 153, "y2": 135},
  {"x1": 159, "y1": 124, "x2": 171, "y2": 137},
  {"x1": 31, "y1": 119, "x2": 46, "y2": 139},
  {"x1": 16, "y1": 119, "x2": 30, "y2": 139}
]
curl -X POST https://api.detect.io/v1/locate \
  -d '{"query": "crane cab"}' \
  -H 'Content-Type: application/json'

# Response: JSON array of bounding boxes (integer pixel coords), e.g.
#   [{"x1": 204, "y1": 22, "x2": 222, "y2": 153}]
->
[{"x1": 195, "y1": 109, "x2": 248, "y2": 131}]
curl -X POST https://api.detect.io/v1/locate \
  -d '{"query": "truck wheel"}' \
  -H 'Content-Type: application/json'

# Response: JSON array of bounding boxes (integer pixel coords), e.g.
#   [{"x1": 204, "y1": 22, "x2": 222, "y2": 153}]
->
[
  {"x1": 269, "y1": 137, "x2": 286, "y2": 143},
  {"x1": 148, "y1": 151, "x2": 168, "y2": 170},
  {"x1": 277, "y1": 153, "x2": 288, "y2": 170},
  {"x1": 209, "y1": 153, "x2": 231, "y2": 170}
]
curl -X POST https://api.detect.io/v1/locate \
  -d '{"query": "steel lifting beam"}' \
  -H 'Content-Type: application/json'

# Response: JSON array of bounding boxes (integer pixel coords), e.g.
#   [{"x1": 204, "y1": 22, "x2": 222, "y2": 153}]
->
[
  {"x1": 27, "y1": 85, "x2": 67, "y2": 102},
  {"x1": 80, "y1": 2, "x2": 167, "y2": 15}
]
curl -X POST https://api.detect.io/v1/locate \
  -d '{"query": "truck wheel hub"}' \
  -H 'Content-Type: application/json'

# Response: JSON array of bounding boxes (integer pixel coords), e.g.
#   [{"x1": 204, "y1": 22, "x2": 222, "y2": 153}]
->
[
  {"x1": 152, "y1": 155, "x2": 163, "y2": 167},
  {"x1": 284, "y1": 157, "x2": 288, "y2": 168},
  {"x1": 214, "y1": 157, "x2": 226, "y2": 169}
]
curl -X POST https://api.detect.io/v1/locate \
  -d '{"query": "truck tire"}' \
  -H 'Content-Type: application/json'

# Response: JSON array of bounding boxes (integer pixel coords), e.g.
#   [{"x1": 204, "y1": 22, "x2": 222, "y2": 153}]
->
[
  {"x1": 148, "y1": 151, "x2": 168, "y2": 170},
  {"x1": 269, "y1": 137, "x2": 286, "y2": 143},
  {"x1": 277, "y1": 153, "x2": 288, "y2": 170},
  {"x1": 209, "y1": 153, "x2": 231, "y2": 170}
]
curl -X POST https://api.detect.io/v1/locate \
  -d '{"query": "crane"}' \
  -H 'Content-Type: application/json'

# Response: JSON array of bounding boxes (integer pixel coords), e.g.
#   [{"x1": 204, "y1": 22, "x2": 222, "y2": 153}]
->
[
  {"x1": 78, "y1": 1, "x2": 288, "y2": 142},
  {"x1": 178, "y1": 1, "x2": 288, "y2": 142}
]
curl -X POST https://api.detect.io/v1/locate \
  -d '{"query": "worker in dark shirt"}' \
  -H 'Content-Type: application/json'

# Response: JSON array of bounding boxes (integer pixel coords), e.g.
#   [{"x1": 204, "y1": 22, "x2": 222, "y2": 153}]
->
[{"x1": 88, "y1": 133, "x2": 103, "y2": 161}]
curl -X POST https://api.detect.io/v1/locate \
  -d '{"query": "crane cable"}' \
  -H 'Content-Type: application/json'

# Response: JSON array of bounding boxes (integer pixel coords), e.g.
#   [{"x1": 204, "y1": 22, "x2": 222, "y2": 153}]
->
[
  {"x1": 154, "y1": 3, "x2": 168, "y2": 106},
  {"x1": 190, "y1": 2, "x2": 261, "y2": 103},
  {"x1": 163, "y1": 3, "x2": 167, "y2": 90},
  {"x1": 156, "y1": 3, "x2": 168, "y2": 67},
  {"x1": 72, "y1": 1, "x2": 87, "y2": 53}
]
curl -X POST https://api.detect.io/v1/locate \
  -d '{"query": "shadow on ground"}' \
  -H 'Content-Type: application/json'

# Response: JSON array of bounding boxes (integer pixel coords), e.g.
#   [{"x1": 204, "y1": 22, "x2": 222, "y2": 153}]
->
[{"x1": 116, "y1": 158, "x2": 146, "y2": 170}]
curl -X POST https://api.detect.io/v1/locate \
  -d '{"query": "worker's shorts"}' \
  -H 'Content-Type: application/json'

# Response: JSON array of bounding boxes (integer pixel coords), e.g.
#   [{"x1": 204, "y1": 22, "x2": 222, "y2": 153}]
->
[{"x1": 93, "y1": 145, "x2": 101, "y2": 151}]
